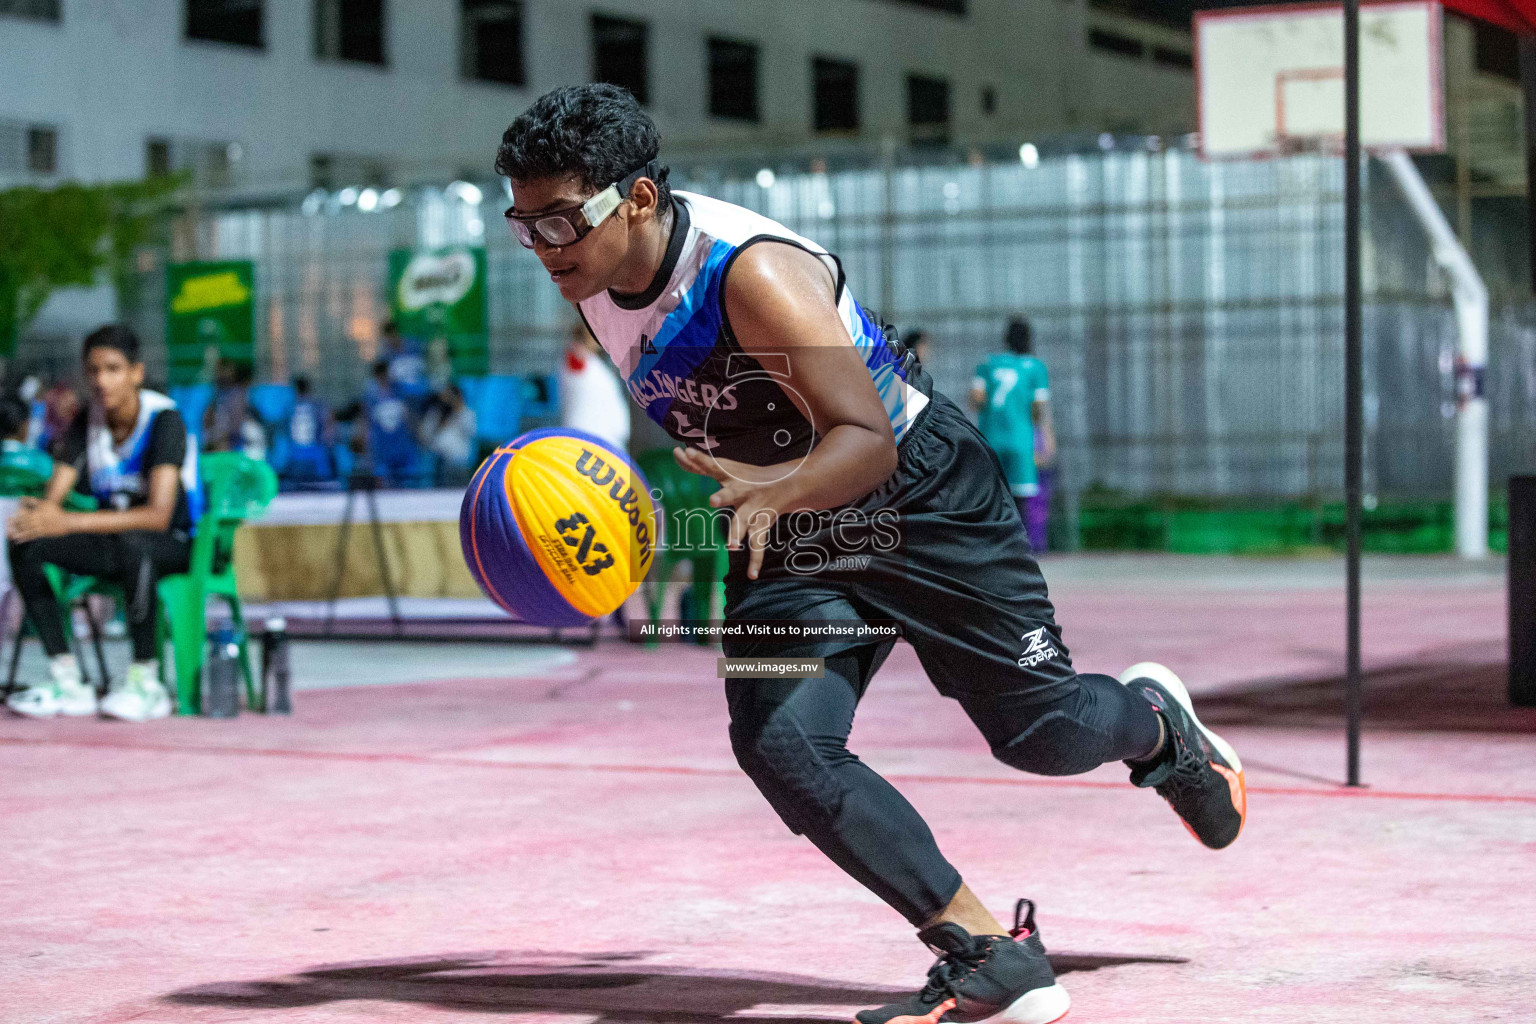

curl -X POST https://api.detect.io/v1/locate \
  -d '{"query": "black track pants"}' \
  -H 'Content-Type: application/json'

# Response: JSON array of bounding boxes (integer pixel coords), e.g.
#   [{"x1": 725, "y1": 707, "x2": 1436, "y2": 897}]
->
[
  {"x1": 721, "y1": 392, "x2": 1162, "y2": 925},
  {"x1": 9, "y1": 531, "x2": 191, "y2": 662},
  {"x1": 726, "y1": 644, "x2": 1160, "y2": 926}
]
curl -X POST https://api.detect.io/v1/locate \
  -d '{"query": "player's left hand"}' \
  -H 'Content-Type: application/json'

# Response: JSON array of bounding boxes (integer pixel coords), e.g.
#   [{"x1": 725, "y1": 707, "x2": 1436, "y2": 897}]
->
[
  {"x1": 673, "y1": 446, "x2": 788, "y2": 580},
  {"x1": 7, "y1": 498, "x2": 70, "y2": 542}
]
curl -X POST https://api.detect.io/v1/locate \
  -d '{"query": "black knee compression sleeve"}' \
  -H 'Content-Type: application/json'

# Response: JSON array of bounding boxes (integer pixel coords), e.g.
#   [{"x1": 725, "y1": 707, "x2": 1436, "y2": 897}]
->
[
  {"x1": 988, "y1": 672, "x2": 1162, "y2": 776},
  {"x1": 729, "y1": 706, "x2": 847, "y2": 833},
  {"x1": 724, "y1": 650, "x2": 964, "y2": 924}
]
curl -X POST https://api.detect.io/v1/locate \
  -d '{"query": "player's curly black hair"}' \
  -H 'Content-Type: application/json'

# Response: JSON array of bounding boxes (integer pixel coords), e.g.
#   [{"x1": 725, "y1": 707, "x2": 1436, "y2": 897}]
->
[{"x1": 495, "y1": 84, "x2": 671, "y2": 211}]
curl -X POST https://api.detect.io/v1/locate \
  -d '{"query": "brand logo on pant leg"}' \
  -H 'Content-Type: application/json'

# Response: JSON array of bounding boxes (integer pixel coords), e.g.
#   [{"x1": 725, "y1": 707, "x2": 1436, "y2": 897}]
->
[{"x1": 1017, "y1": 626, "x2": 1060, "y2": 669}]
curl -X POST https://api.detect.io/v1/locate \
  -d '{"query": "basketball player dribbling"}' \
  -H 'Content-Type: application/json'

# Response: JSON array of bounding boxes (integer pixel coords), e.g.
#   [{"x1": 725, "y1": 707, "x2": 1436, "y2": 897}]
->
[{"x1": 496, "y1": 84, "x2": 1245, "y2": 1024}]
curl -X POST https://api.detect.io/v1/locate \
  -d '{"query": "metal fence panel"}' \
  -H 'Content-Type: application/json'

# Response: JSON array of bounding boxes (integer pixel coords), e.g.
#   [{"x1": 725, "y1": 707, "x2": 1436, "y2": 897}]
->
[{"x1": 113, "y1": 148, "x2": 1533, "y2": 500}]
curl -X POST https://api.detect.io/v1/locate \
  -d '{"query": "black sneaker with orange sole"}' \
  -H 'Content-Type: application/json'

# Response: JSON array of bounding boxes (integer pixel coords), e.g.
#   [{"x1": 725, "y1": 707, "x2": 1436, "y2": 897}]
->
[
  {"x1": 1119, "y1": 662, "x2": 1247, "y2": 849},
  {"x1": 855, "y1": 900, "x2": 1070, "y2": 1024}
]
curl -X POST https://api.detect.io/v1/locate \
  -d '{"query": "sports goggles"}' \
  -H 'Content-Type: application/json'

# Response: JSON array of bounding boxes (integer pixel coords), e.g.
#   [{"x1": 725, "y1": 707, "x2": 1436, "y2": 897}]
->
[{"x1": 504, "y1": 160, "x2": 661, "y2": 249}]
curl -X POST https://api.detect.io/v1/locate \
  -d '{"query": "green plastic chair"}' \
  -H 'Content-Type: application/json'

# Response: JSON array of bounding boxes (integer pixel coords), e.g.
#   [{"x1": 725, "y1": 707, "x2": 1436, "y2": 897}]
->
[
  {"x1": 635, "y1": 448, "x2": 729, "y2": 646},
  {"x1": 157, "y1": 452, "x2": 278, "y2": 714}
]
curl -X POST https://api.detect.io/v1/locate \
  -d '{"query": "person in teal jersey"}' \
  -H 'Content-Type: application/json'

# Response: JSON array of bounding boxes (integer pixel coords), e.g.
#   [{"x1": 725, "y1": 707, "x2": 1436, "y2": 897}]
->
[
  {"x1": 0, "y1": 397, "x2": 55, "y2": 484},
  {"x1": 970, "y1": 318, "x2": 1056, "y2": 538},
  {"x1": 0, "y1": 397, "x2": 97, "y2": 512}
]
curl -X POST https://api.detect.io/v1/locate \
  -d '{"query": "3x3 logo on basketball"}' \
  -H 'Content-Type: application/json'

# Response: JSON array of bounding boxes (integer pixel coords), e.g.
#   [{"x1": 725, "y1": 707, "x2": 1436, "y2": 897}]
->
[
  {"x1": 552, "y1": 449, "x2": 655, "y2": 579},
  {"x1": 554, "y1": 512, "x2": 614, "y2": 576}
]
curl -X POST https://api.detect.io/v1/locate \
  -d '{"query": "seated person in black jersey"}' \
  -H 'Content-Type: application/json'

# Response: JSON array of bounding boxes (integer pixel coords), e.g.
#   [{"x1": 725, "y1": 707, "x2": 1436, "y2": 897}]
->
[{"x1": 5, "y1": 326, "x2": 198, "y2": 723}]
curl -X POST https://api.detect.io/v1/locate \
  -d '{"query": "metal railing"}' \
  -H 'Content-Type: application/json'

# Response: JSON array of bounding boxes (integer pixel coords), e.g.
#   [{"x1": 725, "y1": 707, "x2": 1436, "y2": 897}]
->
[{"x1": 113, "y1": 146, "x2": 1534, "y2": 501}]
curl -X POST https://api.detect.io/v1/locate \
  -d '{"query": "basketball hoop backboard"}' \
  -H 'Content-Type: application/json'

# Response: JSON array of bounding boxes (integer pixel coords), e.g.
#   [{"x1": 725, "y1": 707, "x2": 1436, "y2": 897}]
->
[{"x1": 1195, "y1": 1, "x2": 1446, "y2": 159}]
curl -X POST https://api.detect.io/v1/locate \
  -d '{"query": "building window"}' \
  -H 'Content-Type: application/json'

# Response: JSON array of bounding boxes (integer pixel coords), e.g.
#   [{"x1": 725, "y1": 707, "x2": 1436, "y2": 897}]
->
[
  {"x1": 145, "y1": 137, "x2": 243, "y2": 187},
  {"x1": 1474, "y1": 20, "x2": 1519, "y2": 82},
  {"x1": 0, "y1": 0, "x2": 61, "y2": 21},
  {"x1": 204, "y1": 143, "x2": 233, "y2": 187},
  {"x1": 310, "y1": 152, "x2": 390, "y2": 189},
  {"x1": 26, "y1": 125, "x2": 57, "y2": 174},
  {"x1": 147, "y1": 138, "x2": 173, "y2": 177},
  {"x1": 812, "y1": 57, "x2": 859, "y2": 133},
  {"x1": 1088, "y1": 29, "x2": 1143, "y2": 59},
  {"x1": 708, "y1": 37, "x2": 760, "y2": 122},
  {"x1": 187, "y1": 0, "x2": 264, "y2": 48},
  {"x1": 462, "y1": 0, "x2": 525, "y2": 85},
  {"x1": 592, "y1": 14, "x2": 648, "y2": 104},
  {"x1": 907, "y1": 74, "x2": 950, "y2": 146},
  {"x1": 1152, "y1": 46, "x2": 1192, "y2": 71},
  {"x1": 0, "y1": 120, "x2": 58, "y2": 175},
  {"x1": 311, "y1": 154, "x2": 333, "y2": 189},
  {"x1": 316, "y1": 0, "x2": 386, "y2": 65},
  {"x1": 884, "y1": 0, "x2": 965, "y2": 13},
  {"x1": 1086, "y1": 0, "x2": 1183, "y2": 31}
]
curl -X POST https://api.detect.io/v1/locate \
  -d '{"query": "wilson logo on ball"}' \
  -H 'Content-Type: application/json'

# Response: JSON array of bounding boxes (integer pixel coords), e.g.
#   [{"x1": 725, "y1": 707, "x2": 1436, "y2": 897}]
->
[
  {"x1": 573, "y1": 448, "x2": 654, "y2": 569},
  {"x1": 460, "y1": 428, "x2": 656, "y2": 627}
]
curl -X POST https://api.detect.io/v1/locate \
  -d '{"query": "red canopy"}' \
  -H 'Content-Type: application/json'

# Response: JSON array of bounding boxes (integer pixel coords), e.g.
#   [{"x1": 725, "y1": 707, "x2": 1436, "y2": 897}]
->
[{"x1": 1440, "y1": 0, "x2": 1536, "y2": 34}]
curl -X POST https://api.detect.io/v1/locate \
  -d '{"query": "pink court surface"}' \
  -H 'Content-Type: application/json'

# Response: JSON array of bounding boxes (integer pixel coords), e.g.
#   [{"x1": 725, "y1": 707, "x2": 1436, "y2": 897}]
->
[{"x1": 3, "y1": 554, "x2": 1533, "y2": 1024}]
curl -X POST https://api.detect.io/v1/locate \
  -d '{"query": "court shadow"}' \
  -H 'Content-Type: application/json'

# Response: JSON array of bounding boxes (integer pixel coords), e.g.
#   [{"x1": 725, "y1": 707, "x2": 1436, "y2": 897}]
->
[
  {"x1": 164, "y1": 948, "x2": 1188, "y2": 1021},
  {"x1": 1197, "y1": 645, "x2": 1536, "y2": 734}
]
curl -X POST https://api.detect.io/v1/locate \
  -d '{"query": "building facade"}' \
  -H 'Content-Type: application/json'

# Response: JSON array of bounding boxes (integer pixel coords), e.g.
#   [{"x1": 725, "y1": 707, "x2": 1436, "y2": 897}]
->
[
  {"x1": 5, "y1": 0, "x2": 1525, "y2": 365},
  {"x1": 1, "y1": 0, "x2": 1197, "y2": 194}
]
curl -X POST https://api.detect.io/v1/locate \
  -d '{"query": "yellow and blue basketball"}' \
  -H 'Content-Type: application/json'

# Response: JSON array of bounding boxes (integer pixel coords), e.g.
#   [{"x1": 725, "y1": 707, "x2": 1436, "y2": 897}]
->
[{"x1": 460, "y1": 428, "x2": 656, "y2": 627}]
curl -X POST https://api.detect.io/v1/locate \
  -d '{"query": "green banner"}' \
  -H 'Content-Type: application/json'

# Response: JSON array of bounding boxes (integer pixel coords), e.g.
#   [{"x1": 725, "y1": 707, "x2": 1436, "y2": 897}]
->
[
  {"x1": 387, "y1": 246, "x2": 489, "y2": 375},
  {"x1": 165, "y1": 260, "x2": 255, "y2": 385}
]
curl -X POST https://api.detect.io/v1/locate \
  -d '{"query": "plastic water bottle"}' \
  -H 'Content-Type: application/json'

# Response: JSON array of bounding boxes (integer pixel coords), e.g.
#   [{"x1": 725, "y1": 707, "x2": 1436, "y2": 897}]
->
[
  {"x1": 261, "y1": 617, "x2": 292, "y2": 714},
  {"x1": 205, "y1": 626, "x2": 240, "y2": 718}
]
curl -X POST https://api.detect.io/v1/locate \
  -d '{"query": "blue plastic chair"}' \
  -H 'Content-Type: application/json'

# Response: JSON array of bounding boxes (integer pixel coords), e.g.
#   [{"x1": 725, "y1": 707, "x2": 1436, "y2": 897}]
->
[
  {"x1": 410, "y1": 448, "x2": 438, "y2": 488},
  {"x1": 169, "y1": 384, "x2": 215, "y2": 447},
  {"x1": 266, "y1": 432, "x2": 293, "y2": 476},
  {"x1": 472, "y1": 375, "x2": 523, "y2": 446},
  {"x1": 520, "y1": 373, "x2": 560, "y2": 419},
  {"x1": 332, "y1": 442, "x2": 355, "y2": 481},
  {"x1": 247, "y1": 383, "x2": 297, "y2": 429},
  {"x1": 457, "y1": 377, "x2": 486, "y2": 414}
]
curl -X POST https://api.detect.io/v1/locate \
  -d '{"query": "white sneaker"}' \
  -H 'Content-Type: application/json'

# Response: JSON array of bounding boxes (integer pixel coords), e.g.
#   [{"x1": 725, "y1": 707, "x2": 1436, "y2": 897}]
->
[
  {"x1": 6, "y1": 657, "x2": 97, "y2": 718},
  {"x1": 100, "y1": 662, "x2": 172, "y2": 723}
]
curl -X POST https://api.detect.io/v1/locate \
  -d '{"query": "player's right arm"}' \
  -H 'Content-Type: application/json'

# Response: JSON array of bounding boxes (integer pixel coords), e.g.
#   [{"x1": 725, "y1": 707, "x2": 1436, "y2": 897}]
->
[{"x1": 675, "y1": 242, "x2": 898, "y2": 578}]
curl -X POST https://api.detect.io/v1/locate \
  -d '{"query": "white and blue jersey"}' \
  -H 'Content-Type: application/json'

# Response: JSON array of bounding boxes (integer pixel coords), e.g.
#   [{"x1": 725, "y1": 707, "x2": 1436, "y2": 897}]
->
[
  {"x1": 578, "y1": 191, "x2": 930, "y2": 466},
  {"x1": 59, "y1": 390, "x2": 202, "y2": 535}
]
